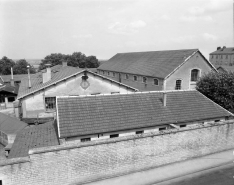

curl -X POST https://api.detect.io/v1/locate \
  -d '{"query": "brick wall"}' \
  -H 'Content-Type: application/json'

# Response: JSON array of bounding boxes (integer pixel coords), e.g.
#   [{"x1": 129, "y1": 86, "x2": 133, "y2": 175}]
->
[{"x1": 0, "y1": 121, "x2": 234, "y2": 185}]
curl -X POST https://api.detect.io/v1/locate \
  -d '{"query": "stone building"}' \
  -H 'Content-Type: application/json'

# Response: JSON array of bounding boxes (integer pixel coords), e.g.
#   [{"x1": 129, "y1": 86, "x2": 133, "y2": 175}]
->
[{"x1": 98, "y1": 49, "x2": 217, "y2": 91}]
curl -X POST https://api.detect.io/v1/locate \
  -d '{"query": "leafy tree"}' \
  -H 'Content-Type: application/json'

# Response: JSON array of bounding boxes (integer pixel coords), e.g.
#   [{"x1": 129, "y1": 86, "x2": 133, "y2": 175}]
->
[
  {"x1": 39, "y1": 52, "x2": 100, "y2": 70},
  {"x1": 196, "y1": 71, "x2": 234, "y2": 113},
  {"x1": 0, "y1": 56, "x2": 15, "y2": 75},
  {"x1": 13, "y1": 59, "x2": 36, "y2": 74}
]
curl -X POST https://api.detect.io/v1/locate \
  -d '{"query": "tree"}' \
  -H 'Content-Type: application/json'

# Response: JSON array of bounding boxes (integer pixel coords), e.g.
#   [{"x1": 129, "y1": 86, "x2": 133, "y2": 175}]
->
[
  {"x1": 0, "y1": 56, "x2": 15, "y2": 75},
  {"x1": 196, "y1": 71, "x2": 234, "y2": 113},
  {"x1": 38, "y1": 52, "x2": 100, "y2": 70},
  {"x1": 13, "y1": 59, "x2": 36, "y2": 74}
]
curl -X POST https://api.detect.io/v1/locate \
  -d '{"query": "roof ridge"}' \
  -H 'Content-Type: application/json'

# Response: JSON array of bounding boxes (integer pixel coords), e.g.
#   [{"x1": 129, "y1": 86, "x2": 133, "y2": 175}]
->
[{"x1": 116, "y1": 49, "x2": 198, "y2": 55}]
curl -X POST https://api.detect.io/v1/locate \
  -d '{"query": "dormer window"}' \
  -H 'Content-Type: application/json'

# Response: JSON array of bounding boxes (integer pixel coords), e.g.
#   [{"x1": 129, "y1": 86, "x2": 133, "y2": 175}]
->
[{"x1": 191, "y1": 69, "x2": 200, "y2": 82}]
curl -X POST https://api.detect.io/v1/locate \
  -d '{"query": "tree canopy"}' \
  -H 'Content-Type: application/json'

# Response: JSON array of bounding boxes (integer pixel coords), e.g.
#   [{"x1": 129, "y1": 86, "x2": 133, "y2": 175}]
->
[
  {"x1": 39, "y1": 52, "x2": 100, "y2": 70},
  {"x1": 0, "y1": 57, "x2": 35, "y2": 75},
  {"x1": 196, "y1": 71, "x2": 234, "y2": 113}
]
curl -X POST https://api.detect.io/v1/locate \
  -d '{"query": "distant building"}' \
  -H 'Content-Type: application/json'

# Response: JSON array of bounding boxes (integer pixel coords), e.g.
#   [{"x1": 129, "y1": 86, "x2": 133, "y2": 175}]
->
[
  {"x1": 15, "y1": 62, "x2": 137, "y2": 122},
  {"x1": 209, "y1": 46, "x2": 234, "y2": 68},
  {"x1": 98, "y1": 49, "x2": 217, "y2": 91},
  {"x1": 0, "y1": 85, "x2": 18, "y2": 110}
]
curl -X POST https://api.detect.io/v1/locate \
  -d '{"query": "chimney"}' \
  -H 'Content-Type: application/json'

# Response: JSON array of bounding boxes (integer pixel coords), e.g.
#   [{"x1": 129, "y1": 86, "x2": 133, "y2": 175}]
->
[
  {"x1": 163, "y1": 92, "x2": 167, "y2": 107},
  {"x1": 10, "y1": 67, "x2": 14, "y2": 87},
  {"x1": 217, "y1": 46, "x2": 221, "y2": 50},
  {"x1": 62, "y1": 61, "x2": 67, "y2": 67},
  {"x1": 42, "y1": 64, "x2": 51, "y2": 83},
  {"x1": 27, "y1": 65, "x2": 31, "y2": 88}
]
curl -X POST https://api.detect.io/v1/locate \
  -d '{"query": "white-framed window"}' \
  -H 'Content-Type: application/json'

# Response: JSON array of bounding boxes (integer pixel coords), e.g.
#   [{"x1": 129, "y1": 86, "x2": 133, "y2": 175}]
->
[
  {"x1": 125, "y1": 74, "x2": 129, "y2": 80},
  {"x1": 153, "y1": 78, "x2": 159, "y2": 85},
  {"x1": 142, "y1": 76, "x2": 147, "y2": 83},
  {"x1": 81, "y1": 138, "x2": 91, "y2": 142},
  {"x1": 175, "y1": 80, "x2": 182, "y2": 90},
  {"x1": 133, "y1": 75, "x2": 138, "y2": 81},
  {"x1": 45, "y1": 97, "x2": 56, "y2": 111},
  {"x1": 191, "y1": 69, "x2": 200, "y2": 82}
]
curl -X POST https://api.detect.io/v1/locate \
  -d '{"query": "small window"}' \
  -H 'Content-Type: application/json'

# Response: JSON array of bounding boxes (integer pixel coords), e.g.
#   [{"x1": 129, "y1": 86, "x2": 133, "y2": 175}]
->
[
  {"x1": 125, "y1": 74, "x2": 129, "y2": 80},
  {"x1": 133, "y1": 76, "x2": 138, "y2": 81},
  {"x1": 113, "y1": 72, "x2": 115, "y2": 77},
  {"x1": 110, "y1": 134, "x2": 119, "y2": 138},
  {"x1": 107, "y1": 71, "x2": 110, "y2": 76},
  {"x1": 180, "y1": 124, "x2": 186, "y2": 128},
  {"x1": 215, "y1": 120, "x2": 220, "y2": 122},
  {"x1": 136, "y1": 131, "x2": 144, "y2": 134},
  {"x1": 154, "y1": 79, "x2": 159, "y2": 85},
  {"x1": 175, "y1": 80, "x2": 181, "y2": 90},
  {"x1": 159, "y1": 127, "x2": 166, "y2": 131},
  {"x1": 142, "y1": 77, "x2": 147, "y2": 83},
  {"x1": 81, "y1": 138, "x2": 91, "y2": 142},
  {"x1": 8, "y1": 97, "x2": 15, "y2": 102},
  {"x1": 45, "y1": 97, "x2": 56, "y2": 111},
  {"x1": 191, "y1": 69, "x2": 199, "y2": 82}
]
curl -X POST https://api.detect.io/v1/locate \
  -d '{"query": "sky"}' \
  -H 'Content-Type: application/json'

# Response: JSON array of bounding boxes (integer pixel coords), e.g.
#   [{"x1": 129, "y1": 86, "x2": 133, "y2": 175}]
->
[{"x1": 0, "y1": 0, "x2": 233, "y2": 60}]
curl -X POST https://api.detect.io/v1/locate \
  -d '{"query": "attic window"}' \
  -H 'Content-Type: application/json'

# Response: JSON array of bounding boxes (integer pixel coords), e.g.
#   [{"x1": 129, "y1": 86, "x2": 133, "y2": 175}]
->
[
  {"x1": 191, "y1": 69, "x2": 200, "y2": 82},
  {"x1": 45, "y1": 97, "x2": 56, "y2": 111}
]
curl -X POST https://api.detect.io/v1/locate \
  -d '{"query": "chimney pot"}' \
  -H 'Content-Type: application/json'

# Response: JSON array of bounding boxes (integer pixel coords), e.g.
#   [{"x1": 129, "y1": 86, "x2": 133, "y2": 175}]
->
[{"x1": 163, "y1": 92, "x2": 167, "y2": 107}]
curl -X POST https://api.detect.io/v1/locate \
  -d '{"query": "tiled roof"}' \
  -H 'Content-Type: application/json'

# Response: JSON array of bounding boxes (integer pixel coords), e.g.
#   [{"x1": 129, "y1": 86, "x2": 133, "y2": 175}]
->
[
  {"x1": 8, "y1": 121, "x2": 59, "y2": 159},
  {"x1": 0, "y1": 113, "x2": 27, "y2": 135},
  {"x1": 57, "y1": 90, "x2": 233, "y2": 138},
  {"x1": 17, "y1": 66, "x2": 83, "y2": 99},
  {"x1": 98, "y1": 49, "x2": 200, "y2": 78},
  {"x1": 216, "y1": 66, "x2": 234, "y2": 72},
  {"x1": 0, "y1": 74, "x2": 28, "y2": 83},
  {"x1": 17, "y1": 66, "x2": 137, "y2": 99},
  {"x1": 210, "y1": 47, "x2": 234, "y2": 55},
  {"x1": 0, "y1": 84, "x2": 19, "y2": 94}
]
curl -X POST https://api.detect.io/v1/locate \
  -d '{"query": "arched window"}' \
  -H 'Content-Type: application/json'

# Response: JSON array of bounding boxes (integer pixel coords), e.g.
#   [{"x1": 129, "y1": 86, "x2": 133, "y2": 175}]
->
[
  {"x1": 191, "y1": 69, "x2": 200, "y2": 82},
  {"x1": 153, "y1": 78, "x2": 159, "y2": 85},
  {"x1": 175, "y1": 80, "x2": 182, "y2": 90}
]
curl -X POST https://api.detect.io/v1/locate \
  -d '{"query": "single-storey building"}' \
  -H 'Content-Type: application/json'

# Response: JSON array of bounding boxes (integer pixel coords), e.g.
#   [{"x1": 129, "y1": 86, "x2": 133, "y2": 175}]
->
[
  {"x1": 15, "y1": 63, "x2": 138, "y2": 121},
  {"x1": 97, "y1": 49, "x2": 217, "y2": 91}
]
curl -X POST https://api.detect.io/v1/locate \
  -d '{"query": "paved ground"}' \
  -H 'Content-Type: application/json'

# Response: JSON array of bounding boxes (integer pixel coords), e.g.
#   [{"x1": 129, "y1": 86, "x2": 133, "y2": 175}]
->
[{"x1": 154, "y1": 163, "x2": 234, "y2": 185}]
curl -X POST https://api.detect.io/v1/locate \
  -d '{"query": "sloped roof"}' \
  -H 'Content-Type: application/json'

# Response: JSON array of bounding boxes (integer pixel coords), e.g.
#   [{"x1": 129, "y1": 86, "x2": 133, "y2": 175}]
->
[
  {"x1": 8, "y1": 121, "x2": 59, "y2": 159},
  {"x1": 210, "y1": 47, "x2": 234, "y2": 55},
  {"x1": 98, "y1": 49, "x2": 203, "y2": 78},
  {"x1": 0, "y1": 74, "x2": 28, "y2": 83},
  {"x1": 0, "y1": 84, "x2": 19, "y2": 94},
  {"x1": 18, "y1": 66, "x2": 137, "y2": 99},
  {"x1": 216, "y1": 66, "x2": 234, "y2": 73},
  {"x1": 56, "y1": 90, "x2": 233, "y2": 138},
  {"x1": 0, "y1": 113, "x2": 27, "y2": 135}
]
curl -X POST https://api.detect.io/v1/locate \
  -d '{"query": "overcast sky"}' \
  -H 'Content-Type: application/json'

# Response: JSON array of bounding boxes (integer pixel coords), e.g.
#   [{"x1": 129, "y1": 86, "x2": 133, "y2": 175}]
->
[{"x1": 0, "y1": 0, "x2": 232, "y2": 60}]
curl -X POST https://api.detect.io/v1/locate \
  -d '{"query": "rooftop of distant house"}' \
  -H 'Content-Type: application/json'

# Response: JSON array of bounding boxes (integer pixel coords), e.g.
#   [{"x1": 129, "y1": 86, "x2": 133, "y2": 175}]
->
[
  {"x1": 8, "y1": 121, "x2": 59, "y2": 159},
  {"x1": 210, "y1": 46, "x2": 234, "y2": 55},
  {"x1": 98, "y1": 49, "x2": 215, "y2": 79},
  {"x1": 0, "y1": 84, "x2": 19, "y2": 95},
  {"x1": 56, "y1": 90, "x2": 233, "y2": 138}
]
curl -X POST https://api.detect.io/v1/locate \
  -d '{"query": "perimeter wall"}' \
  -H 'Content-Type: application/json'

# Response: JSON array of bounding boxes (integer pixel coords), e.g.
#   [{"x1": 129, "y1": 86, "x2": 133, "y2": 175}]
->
[{"x1": 0, "y1": 121, "x2": 234, "y2": 185}]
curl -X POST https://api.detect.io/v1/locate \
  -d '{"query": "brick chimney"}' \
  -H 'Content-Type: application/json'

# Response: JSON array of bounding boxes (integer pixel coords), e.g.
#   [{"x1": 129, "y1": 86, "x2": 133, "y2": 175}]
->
[{"x1": 42, "y1": 64, "x2": 51, "y2": 83}]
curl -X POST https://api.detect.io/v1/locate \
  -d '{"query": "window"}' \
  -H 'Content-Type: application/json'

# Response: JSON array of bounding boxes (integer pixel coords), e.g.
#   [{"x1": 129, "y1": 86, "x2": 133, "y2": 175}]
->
[
  {"x1": 133, "y1": 76, "x2": 138, "y2": 81},
  {"x1": 45, "y1": 97, "x2": 56, "y2": 111},
  {"x1": 111, "y1": 92, "x2": 120, "y2": 94},
  {"x1": 159, "y1": 127, "x2": 166, "y2": 131},
  {"x1": 91, "y1": 93, "x2": 101, "y2": 95},
  {"x1": 136, "y1": 131, "x2": 144, "y2": 134},
  {"x1": 191, "y1": 69, "x2": 200, "y2": 82},
  {"x1": 125, "y1": 74, "x2": 129, "y2": 80},
  {"x1": 110, "y1": 134, "x2": 119, "y2": 138},
  {"x1": 8, "y1": 97, "x2": 15, "y2": 102},
  {"x1": 102, "y1": 71, "x2": 105, "y2": 75},
  {"x1": 142, "y1": 77, "x2": 147, "y2": 83},
  {"x1": 81, "y1": 138, "x2": 91, "y2": 142},
  {"x1": 153, "y1": 79, "x2": 159, "y2": 85},
  {"x1": 175, "y1": 80, "x2": 182, "y2": 90},
  {"x1": 226, "y1": 55, "x2": 228, "y2": 59},
  {"x1": 180, "y1": 124, "x2": 186, "y2": 128},
  {"x1": 113, "y1": 72, "x2": 115, "y2": 77},
  {"x1": 107, "y1": 71, "x2": 110, "y2": 76}
]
